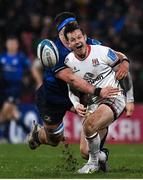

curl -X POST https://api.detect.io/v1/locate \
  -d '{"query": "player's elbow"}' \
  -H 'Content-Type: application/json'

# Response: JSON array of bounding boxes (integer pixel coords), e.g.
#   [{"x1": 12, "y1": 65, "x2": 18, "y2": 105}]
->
[{"x1": 56, "y1": 68, "x2": 75, "y2": 83}]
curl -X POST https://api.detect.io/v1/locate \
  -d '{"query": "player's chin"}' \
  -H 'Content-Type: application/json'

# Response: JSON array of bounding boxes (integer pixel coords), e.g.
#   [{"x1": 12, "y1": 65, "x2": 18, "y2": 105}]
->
[{"x1": 76, "y1": 47, "x2": 85, "y2": 56}]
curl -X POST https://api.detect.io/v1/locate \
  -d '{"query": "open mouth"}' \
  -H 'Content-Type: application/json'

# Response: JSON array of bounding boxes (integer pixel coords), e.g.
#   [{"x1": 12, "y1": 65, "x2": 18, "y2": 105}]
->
[{"x1": 76, "y1": 44, "x2": 83, "y2": 49}]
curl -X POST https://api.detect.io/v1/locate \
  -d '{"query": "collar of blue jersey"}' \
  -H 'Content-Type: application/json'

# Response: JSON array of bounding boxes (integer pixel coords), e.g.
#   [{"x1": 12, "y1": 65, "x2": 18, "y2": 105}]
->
[{"x1": 57, "y1": 17, "x2": 76, "y2": 32}]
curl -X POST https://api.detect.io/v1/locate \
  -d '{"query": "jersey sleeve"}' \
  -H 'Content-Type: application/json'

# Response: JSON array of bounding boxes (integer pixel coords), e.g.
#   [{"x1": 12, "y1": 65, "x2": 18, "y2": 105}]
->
[
  {"x1": 51, "y1": 52, "x2": 67, "y2": 73},
  {"x1": 99, "y1": 46, "x2": 120, "y2": 66},
  {"x1": 120, "y1": 72, "x2": 134, "y2": 102},
  {"x1": 68, "y1": 85, "x2": 80, "y2": 108},
  {"x1": 126, "y1": 85, "x2": 134, "y2": 103},
  {"x1": 65, "y1": 56, "x2": 80, "y2": 108},
  {"x1": 64, "y1": 53, "x2": 74, "y2": 70}
]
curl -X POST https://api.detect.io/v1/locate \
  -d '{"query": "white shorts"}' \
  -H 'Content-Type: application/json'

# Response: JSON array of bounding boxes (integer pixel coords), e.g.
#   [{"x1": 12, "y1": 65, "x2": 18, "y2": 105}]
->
[{"x1": 86, "y1": 94, "x2": 126, "y2": 120}]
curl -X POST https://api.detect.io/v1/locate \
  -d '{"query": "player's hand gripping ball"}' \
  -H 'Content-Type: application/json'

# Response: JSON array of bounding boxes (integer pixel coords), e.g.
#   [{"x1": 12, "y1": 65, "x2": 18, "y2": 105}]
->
[{"x1": 37, "y1": 39, "x2": 59, "y2": 68}]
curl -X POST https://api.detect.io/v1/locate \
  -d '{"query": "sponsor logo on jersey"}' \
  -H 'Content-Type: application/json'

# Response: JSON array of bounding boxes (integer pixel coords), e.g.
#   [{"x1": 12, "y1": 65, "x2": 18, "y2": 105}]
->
[
  {"x1": 84, "y1": 72, "x2": 103, "y2": 84},
  {"x1": 92, "y1": 58, "x2": 99, "y2": 67}
]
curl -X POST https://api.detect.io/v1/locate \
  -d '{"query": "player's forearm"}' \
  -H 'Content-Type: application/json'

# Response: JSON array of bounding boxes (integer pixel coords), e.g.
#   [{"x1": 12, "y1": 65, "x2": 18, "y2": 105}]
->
[
  {"x1": 119, "y1": 72, "x2": 134, "y2": 102},
  {"x1": 69, "y1": 75, "x2": 95, "y2": 94},
  {"x1": 56, "y1": 68, "x2": 95, "y2": 94}
]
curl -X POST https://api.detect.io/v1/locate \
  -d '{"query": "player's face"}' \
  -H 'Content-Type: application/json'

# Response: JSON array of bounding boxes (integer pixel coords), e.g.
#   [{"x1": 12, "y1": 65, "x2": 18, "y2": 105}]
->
[
  {"x1": 67, "y1": 29, "x2": 87, "y2": 59},
  {"x1": 6, "y1": 39, "x2": 19, "y2": 53}
]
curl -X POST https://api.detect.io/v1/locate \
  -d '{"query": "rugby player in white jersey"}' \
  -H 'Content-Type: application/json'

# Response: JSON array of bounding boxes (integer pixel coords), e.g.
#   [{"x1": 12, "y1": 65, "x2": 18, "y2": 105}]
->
[{"x1": 64, "y1": 23, "x2": 130, "y2": 174}]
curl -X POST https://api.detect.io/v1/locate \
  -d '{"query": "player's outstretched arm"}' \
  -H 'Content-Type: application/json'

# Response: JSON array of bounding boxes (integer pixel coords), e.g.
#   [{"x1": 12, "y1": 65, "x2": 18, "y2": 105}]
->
[
  {"x1": 56, "y1": 68, "x2": 120, "y2": 98},
  {"x1": 56, "y1": 68, "x2": 95, "y2": 94}
]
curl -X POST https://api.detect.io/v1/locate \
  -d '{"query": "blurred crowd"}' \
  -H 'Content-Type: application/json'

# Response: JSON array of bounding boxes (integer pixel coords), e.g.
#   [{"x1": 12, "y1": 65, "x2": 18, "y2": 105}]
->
[{"x1": 0, "y1": 0, "x2": 143, "y2": 104}]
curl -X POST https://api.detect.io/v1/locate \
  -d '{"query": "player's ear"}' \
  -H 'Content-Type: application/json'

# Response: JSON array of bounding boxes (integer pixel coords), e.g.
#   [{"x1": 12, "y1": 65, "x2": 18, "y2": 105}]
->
[{"x1": 67, "y1": 41, "x2": 71, "y2": 48}]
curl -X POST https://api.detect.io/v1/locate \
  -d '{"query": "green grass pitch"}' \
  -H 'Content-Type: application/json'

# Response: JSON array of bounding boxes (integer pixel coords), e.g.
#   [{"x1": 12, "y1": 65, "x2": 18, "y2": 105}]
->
[{"x1": 0, "y1": 143, "x2": 143, "y2": 178}]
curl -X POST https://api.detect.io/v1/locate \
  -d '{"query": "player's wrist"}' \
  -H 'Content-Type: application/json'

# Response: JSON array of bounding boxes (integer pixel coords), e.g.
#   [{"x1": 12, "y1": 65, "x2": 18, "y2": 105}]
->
[
  {"x1": 122, "y1": 58, "x2": 130, "y2": 64},
  {"x1": 94, "y1": 87, "x2": 102, "y2": 96},
  {"x1": 74, "y1": 102, "x2": 80, "y2": 109}
]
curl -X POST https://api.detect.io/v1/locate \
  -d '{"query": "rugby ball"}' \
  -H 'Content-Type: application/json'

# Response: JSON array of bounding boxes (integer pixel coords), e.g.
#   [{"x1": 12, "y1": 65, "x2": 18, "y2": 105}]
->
[{"x1": 37, "y1": 39, "x2": 59, "y2": 68}]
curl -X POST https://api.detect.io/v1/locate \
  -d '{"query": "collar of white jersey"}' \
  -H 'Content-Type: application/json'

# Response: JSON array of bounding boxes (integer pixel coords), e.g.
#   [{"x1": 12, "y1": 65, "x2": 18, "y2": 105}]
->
[{"x1": 75, "y1": 44, "x2": 91, "y2": 61}]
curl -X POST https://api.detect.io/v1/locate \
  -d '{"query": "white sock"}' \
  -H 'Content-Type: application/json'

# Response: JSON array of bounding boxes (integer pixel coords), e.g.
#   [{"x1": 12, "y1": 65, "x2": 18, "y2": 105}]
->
[
  {"x1": 86, "y1": 133, "x2": 100, "y2": 164},
  {"x1": 98, "y1": 151, "x2": 106, "y2": 162}
]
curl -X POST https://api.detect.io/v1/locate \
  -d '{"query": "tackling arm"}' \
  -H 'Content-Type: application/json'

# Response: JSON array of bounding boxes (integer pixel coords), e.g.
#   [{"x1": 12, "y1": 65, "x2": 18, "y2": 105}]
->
[
  {"x1": 56, "y1": 67, "x2": 120, "y2": 98},
  {"x1": 56, "y1": 68, "x2": 95, "y2": 94}
]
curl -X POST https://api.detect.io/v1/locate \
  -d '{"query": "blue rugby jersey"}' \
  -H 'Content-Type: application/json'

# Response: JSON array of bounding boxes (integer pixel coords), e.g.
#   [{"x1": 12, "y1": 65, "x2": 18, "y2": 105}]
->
[
  {"x1": 0, "y1": 52, "x2": 31, "y2": 99},
  {"x1": 42, "y1": 37, "x2": 101, "y2": 104}
]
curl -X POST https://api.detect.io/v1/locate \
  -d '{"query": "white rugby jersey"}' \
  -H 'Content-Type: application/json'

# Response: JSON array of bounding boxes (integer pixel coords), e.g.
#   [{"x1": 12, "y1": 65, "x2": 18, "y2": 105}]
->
[
  {"x1": 64, "y1": 45, "x2": 124, "y2": 107},
  {"x1": 65, "y1": 45, "x2": 123, "y2": 89}
]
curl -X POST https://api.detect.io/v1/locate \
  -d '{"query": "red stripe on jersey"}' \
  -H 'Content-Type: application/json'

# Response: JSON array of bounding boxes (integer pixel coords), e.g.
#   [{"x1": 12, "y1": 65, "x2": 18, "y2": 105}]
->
[{"x1": 86, "y1": 45, "x2": 91, "y2": 58}]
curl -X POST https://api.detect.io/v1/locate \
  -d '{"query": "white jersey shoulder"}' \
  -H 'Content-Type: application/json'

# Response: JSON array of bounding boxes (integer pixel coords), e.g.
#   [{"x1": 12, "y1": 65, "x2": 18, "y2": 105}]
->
[
  {"x1": 91, "y1": 45, "x2": 119, "y2": 66},
  {"x1": 65, "y1": 45, "x2": 119, "y2": 68},
  {"x1": 64, "y1": 51, "x2": 75, "y2": 68}
]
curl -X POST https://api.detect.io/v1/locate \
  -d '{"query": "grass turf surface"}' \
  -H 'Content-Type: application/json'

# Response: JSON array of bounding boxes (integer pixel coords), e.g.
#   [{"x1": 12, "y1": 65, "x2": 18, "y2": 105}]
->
[{"x1": 0, "y1": 143, "x2": 143, "y2": 178}]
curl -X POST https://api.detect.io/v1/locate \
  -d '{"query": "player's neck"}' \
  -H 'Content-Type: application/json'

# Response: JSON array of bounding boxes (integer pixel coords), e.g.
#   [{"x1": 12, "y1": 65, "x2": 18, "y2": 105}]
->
[
  {"x1": 74, "y1": 45, "x2": 90, "y2": 61},
  {"x1": 7, "y1": 50, "x2": 17, "y2": 56},
  {"x1": 75, "y1": 53, "x2": 86, "y2": 60}
]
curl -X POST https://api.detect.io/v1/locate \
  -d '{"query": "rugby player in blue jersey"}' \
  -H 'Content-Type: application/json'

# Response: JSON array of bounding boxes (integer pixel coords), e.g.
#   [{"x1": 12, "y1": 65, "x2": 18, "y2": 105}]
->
[
  {"x1": 0, "y1": 36, "x2": 31, "y2": 140},
  {"x1": 28, "y1": 12, "x2": 133, "y2": 171}
]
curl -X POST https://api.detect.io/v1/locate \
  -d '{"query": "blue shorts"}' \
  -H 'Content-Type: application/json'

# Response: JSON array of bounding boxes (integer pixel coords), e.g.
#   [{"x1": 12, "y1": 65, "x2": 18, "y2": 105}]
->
[{"x1": 35, "y1": 85, "x2": 73, "y2": 125}]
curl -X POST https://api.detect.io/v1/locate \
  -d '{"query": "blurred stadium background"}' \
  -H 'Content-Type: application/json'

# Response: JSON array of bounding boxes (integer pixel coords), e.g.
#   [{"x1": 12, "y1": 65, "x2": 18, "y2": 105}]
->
[{"x1": 0, "y1": 0, "x2": 143, "y2": 178}]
